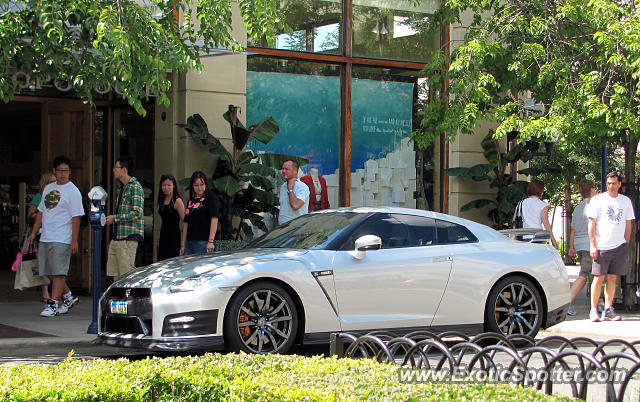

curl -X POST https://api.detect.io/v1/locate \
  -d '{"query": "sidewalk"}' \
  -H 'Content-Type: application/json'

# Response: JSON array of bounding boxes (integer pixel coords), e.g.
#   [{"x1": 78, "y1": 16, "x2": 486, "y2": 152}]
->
[
  {"x1": 0, "y1": 270, "x2": 97, "y2": 349},
  {"x1": 0, "y1": 266, "x2": 638, "y2": 352},
  {"x1": 540, "y1": 265, "x2": 640, "y2": 341}
]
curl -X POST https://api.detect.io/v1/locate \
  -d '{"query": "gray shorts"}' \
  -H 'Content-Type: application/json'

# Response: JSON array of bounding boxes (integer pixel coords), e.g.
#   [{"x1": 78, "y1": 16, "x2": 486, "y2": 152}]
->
[
  {"x1": 592, "y1": 242, "x2": 629, "y2": 276},
  {"x1": 38, "y1": 242, "x2": 71, "y2": 276},
  {"x1": 577, "y1": 250, "x2": 593, "y2": 278}
]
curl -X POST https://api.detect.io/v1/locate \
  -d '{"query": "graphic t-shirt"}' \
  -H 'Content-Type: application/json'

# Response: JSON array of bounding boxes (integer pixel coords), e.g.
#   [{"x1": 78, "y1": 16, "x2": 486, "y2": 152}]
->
[
  {"x1": 587, "y1": 192, "x2": 635, "y2": 250},
  {"x1": 183, "y1": 192, "x2": 220, "y2": 241},
  {"x1": 37, "y1": 181, "x2": 85, "y2": 244}
]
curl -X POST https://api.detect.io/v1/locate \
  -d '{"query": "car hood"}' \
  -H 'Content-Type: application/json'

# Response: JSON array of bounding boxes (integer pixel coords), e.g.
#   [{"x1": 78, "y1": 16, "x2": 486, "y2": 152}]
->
[{"x1": 111, "y1": 248, "x2": 309, "y2": 288}]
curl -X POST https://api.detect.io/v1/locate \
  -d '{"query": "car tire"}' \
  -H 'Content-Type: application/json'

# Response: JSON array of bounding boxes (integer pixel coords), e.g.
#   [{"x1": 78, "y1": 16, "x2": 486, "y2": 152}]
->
[
  {"x1": 223, "y1": 281, "x2": 298, "y2": 354},
  {"x1": 485, "y1": 275, "x2": 543, "y2": 338}
]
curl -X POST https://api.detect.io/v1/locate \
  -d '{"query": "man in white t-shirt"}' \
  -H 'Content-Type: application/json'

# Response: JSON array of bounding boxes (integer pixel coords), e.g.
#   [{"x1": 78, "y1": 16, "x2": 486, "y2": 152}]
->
[
  {"x1": 278, "y1": 160, "x2": 310, "y2": 225},
  {"x1": 28, "y1": 155, "x2": 85, "y2": 317},
  {"x1": 587, "y1": 171, "x2": 635, "y2": 322}
]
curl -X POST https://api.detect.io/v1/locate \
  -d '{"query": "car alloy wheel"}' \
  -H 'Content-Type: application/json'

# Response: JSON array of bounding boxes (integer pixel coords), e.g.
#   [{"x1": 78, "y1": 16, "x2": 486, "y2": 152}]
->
[
  {"x1": 486, "y1": 276, "x2": 542, "y2": 338},
  {"x1": 224, "y1": 282, "x2": 298, "y2": 354}
]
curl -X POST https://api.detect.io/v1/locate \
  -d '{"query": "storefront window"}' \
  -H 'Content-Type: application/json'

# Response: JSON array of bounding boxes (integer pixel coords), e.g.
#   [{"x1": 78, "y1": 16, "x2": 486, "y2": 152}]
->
[
  {"x1": 352, "y1": 0, "x2": 438, "y2": 61},
  {"x1": 247, "y1": 58, "x2": 340, "y2": 209},
  {"x1": 247, "y1": 0, "x2": 342, "y2": 55},
  {"x1": 350, "y1": 66, "x2": 430, "y2": 208},
  {"x1": 112, "y1": 106, "x2": 155, "y2": 266}
]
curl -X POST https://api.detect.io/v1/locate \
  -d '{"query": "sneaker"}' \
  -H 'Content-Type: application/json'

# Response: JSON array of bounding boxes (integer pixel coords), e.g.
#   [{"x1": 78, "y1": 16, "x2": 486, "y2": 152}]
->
[
  {"x1": 589, "y1": 308, "x2": 601, "y2": 322},
  {"x1": 601, "y1": 307, "x2": 622, "y2": 321},
  {"x1": 567, "y1": 304, "x2": 576, "y2": 316},
  {"x1": 597, "y1": 301, "x2": 605, "y2": 314},
  {"x1": 59, "y1": 294, "x2": 79, "y2": 314},
  {"x1": 40, "y1": 300, "x2": 58, "y2": 317}
]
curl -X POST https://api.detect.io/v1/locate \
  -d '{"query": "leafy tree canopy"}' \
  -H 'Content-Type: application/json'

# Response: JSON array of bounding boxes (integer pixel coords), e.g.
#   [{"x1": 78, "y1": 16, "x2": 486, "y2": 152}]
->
[
  {"x1": 0, "y1": 0, "x2": 285, "y2": 115},
  {"x1": 415, "y1": 0, "x2": 640, "y2": 184}
]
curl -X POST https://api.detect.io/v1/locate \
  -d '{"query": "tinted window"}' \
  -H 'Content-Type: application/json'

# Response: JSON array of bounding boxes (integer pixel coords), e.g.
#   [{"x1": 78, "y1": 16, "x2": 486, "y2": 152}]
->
[
  {"x1": 340, "y1": 213, "x2": 408, "y2": 250},
  {"x1": 391, "y1": 214, "x2": 436, "y2": 247},
  {"x1": 436, "y1": 220, "x2": 478, "y2": 244},
  {"x1": 247, "y1": 212, "x2": 364, "y2": 249}
]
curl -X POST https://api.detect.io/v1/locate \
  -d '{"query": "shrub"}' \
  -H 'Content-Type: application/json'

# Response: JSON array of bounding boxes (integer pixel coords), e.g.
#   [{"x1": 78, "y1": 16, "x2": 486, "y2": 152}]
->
[{"x1": 0, "y1": 352, "x2": 570, "y2": 401}]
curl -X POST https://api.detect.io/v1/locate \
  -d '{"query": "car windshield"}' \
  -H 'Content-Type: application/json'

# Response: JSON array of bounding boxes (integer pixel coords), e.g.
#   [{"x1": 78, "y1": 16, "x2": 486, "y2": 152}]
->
[{"x1": 246, "y1": 212, "x2": 364, "y2": 249}]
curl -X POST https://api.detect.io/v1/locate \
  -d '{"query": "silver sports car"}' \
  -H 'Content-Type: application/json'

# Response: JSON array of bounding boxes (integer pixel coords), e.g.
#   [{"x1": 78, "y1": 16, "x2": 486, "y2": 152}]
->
[{"x1": 98, "y1": 207, "x2": 570, "y2": 354}]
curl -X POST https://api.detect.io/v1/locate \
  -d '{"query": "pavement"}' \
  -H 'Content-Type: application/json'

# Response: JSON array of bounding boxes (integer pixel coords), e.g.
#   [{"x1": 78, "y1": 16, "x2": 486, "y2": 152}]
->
[{"x1": 0, "y1": 266, "x2": 638, "y2": 358}]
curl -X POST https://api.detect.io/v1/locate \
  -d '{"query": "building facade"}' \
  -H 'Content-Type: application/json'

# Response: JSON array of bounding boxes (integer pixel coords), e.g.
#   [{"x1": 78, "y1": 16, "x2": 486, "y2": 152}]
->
[{"x1": 0, "y1": 0, "x2": 494, "y2": 291}]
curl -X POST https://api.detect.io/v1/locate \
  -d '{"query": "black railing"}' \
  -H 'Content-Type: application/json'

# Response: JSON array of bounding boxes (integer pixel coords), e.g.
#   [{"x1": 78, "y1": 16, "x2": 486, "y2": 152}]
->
[{"x1": 330, "y1": 331, "x2": 640, "y2": 401}]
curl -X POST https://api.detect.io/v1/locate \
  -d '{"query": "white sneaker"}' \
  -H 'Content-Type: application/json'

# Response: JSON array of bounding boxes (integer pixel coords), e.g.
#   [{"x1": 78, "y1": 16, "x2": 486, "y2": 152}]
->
[
  {"x1": 601, "y1": 307, "x2": 622, "y2": 321},
  {"x1": 59, "y1": 294, "x2": 78, "y2": 314},
  {"x1": 589, "y1": 308, "x2": 600, "y2": 322},
  {"x1": 40, "y1": 300, "x2": 58, "y2": 317}
]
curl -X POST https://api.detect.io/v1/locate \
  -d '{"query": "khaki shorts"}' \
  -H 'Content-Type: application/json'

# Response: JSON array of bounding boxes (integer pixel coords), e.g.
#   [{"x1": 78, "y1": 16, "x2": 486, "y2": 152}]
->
[
  {"x1": 577, "y1": 250, "x2": 593, "y2": 278},
  {"x1": 107, "y1": 240, "x2": 138, "y2": 277},
  {"x1": 38, "y1": 242, "x2": 71, "y2": 276}
]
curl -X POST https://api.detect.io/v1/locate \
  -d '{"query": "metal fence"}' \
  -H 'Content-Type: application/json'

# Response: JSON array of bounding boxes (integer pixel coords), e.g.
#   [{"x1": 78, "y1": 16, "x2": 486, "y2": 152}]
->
[{"x1": 330, "y1": 330, "x2": 640, "y2": 401}]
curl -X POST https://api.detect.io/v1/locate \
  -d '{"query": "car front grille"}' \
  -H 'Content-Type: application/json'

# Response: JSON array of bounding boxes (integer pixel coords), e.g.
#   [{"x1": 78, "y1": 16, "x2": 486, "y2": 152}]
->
[{"x1": 100, "y1": 287, "x2": 152, "y2": 335}]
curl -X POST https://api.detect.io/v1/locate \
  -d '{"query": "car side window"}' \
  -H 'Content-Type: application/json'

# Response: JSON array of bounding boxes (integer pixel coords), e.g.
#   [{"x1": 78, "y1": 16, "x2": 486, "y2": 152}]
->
[
  {"x1": 390, "y1": 214, "x2": 437, "y2": 247},
  {"x1": 436, "y1": 219, "x2": 478, "y2": 244},
  {"x1": 340, "y1": 214, "x2": 408, "y2": 250}
]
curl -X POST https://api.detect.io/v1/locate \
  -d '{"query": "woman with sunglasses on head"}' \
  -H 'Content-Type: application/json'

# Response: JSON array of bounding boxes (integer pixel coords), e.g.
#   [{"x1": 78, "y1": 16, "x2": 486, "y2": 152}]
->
[
  {"x1": 180, "y1": 171, "x2": 219, "y2": 255},
  {"x1": 156, "y1": 174, "x2": 185, "y2": 261},
  {"x1": 25, "y1": 172, "x2": 57, "y2": 302}
]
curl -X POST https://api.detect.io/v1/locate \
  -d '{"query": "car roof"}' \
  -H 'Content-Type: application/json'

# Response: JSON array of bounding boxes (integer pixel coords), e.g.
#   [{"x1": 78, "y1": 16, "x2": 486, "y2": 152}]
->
[{"x1": 312, "y1": 207, "x2": 506, "y2": 242}]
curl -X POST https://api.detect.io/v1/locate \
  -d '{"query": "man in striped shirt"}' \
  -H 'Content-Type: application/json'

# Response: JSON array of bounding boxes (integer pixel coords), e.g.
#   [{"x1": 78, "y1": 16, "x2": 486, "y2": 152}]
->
[{"x1": 105, "y1": 156, "x2": 144, "y2": 280}]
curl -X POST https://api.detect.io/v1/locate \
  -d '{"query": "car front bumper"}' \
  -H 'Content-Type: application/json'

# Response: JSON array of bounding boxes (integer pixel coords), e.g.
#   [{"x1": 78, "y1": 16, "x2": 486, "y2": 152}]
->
[{"x1": 97, "y1": 332, "x2": 225, "y2": 351}]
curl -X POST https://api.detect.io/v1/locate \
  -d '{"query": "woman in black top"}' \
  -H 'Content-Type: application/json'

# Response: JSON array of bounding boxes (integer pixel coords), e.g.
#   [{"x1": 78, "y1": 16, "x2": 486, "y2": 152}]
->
[
  {"x1": 180, "y1": 171, "x2": 219, "y2": 255},
  {"x1": 156, "y1": 174, "x2": 185, "y2": 261}
]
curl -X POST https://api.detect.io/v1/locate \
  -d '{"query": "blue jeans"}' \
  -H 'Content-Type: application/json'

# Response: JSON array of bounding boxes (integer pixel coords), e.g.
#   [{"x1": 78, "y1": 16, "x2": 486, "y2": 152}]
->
[{"x1": 183, "y1": 240, "x2": 208, "y2": 255}]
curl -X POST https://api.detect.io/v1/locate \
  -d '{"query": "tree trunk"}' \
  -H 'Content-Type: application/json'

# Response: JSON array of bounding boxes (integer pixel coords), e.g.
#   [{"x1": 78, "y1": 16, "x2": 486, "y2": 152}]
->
[
  {"x1": 623, "y1": 135, "x2": 638, "y2": 308},
  {"x1": 564, "y1": 178, "x2": 571, "y2": 263}
]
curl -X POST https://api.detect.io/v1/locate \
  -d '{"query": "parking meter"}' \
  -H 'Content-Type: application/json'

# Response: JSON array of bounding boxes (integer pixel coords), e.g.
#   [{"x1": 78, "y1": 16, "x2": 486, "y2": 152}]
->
[{"x1": 87, "y1": 186, "x2": 107, "y2": 334}]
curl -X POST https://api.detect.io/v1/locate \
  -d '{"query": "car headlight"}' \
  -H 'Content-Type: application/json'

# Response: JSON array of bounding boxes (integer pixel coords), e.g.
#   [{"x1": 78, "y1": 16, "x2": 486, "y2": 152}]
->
[{"x1": 169, "y1": 272, "x2": 222, "y2": 293}]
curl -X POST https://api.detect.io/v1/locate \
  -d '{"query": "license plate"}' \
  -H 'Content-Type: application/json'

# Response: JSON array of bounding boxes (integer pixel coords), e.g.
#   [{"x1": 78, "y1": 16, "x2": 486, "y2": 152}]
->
[{"x1": 110, "y1": 301, "x2": 127, "y2": 315}]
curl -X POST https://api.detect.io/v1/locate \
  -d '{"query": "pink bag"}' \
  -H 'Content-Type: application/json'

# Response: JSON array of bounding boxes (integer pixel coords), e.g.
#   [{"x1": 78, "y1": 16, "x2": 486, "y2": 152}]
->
[{"x1": 10, "y1": 251, "x2": 23, "y2": 272}]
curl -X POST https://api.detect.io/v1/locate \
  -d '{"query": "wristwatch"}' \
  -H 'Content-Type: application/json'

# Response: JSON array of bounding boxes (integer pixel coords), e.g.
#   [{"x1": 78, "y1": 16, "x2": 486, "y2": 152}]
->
[{"x1": 287, "y1": 189, "x2": 293, "y2": 194}]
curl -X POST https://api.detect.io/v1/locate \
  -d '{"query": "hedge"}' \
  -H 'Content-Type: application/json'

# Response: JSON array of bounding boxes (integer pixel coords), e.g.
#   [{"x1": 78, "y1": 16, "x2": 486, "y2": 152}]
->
[{"x1": 0, "y1": 352, "x2": 570, "y2": 401}]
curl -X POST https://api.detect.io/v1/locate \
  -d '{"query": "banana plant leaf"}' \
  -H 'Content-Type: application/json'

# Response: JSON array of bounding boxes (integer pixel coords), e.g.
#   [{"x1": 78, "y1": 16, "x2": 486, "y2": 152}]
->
[
  {"x1": 213, "y1": 175, "x2": 242, "y2": 197},
  {"x1": 244, "y1": 174, "x2": 274, "y2": 191},
  {"x1": 238, "y1": 162, "x2": 276, "y2": 177},
  {"x1": 223, "y1": 106, "x2": 280, "y2": 150}
]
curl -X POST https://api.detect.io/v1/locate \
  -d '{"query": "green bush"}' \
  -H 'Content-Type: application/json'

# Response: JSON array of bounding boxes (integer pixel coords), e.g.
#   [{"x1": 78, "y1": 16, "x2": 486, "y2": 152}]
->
[
  {"x1": 0, "y1": 353, "x2": 570, "y2": 401},
  {"x1": 214, "y1": 239, "x2": 247, "y2": 252}
]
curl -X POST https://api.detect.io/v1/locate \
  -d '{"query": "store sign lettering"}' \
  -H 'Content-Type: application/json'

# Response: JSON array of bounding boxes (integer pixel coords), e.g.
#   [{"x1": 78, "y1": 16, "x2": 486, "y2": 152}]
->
[{"x1": 10, "y1": 70, "x2": 157, "y2": 97}]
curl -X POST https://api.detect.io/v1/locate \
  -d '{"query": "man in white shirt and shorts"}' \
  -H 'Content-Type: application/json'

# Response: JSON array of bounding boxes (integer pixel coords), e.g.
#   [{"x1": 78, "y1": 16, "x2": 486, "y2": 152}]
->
[{"x1": 587, "y1": 171, "x2": 635, "y2": 322}]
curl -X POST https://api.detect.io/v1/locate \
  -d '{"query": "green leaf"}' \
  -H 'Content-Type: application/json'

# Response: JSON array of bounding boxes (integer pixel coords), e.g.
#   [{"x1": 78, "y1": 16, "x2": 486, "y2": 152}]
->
[{"x1": 212, "y1": 175, "x2": 242, "y2": 197}]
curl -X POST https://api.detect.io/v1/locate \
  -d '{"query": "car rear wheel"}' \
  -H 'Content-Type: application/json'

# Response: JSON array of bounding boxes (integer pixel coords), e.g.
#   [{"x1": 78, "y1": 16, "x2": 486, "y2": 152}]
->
[
  {"x1": 485, "y1": 276, "x2": 543, "y2": 338},
  {"x1": 224, "y1": 282, "x2": 298, "y2": 354}
]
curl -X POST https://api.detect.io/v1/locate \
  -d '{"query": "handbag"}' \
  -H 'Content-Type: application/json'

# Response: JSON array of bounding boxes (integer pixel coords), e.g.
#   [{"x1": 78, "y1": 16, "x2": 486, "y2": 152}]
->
[
  {"x1": 13, "y1": 227, "x2": 49, "y2": 290},
  {"x1": 512, "y1": 200, "x2": 524, "y2": 229}
]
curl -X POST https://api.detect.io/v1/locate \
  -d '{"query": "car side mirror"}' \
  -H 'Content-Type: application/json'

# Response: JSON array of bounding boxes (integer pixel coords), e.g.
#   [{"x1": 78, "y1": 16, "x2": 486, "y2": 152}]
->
[{"x1": 352, "y1": 235, "x2": 381, "y2": 259}]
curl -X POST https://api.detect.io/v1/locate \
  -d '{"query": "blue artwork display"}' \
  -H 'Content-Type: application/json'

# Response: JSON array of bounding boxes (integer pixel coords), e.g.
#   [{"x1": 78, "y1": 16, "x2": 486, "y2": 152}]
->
[{"x1": 247, "y1": 71, "x2": 413, "y2": 175}]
